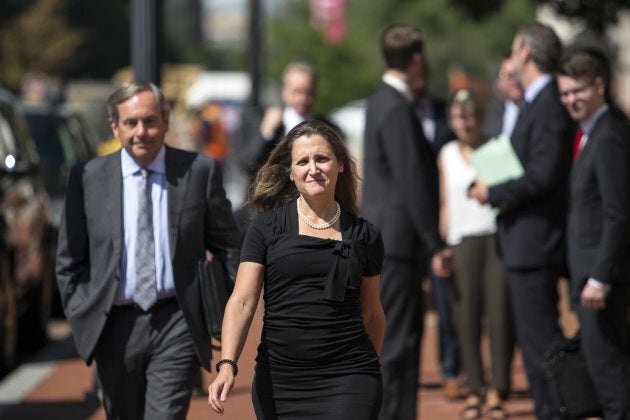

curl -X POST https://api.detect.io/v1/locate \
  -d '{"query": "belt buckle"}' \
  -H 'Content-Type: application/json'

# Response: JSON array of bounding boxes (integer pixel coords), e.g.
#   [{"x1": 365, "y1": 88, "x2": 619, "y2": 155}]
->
[{"x1": 132, "y1": 302, "x2": 145, "y2": 313}]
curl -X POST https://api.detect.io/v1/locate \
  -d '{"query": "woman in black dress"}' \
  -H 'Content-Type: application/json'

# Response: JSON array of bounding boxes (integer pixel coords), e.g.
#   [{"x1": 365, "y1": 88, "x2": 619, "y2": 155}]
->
[{"x1": 208, "y1": 120, "x2": 385, "y2": 419}]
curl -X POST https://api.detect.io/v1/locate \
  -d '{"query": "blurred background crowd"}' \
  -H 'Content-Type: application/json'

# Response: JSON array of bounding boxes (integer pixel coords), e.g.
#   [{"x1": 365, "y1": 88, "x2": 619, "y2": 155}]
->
[{"x1": 0, "y1": 0, "x2": 629, "y2": 407}]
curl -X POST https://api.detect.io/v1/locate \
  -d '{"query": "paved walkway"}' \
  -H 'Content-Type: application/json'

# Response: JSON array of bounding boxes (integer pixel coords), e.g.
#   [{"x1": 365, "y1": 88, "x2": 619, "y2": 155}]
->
[{"x1": 0, "y1": 301, "x2": 546, "y2": 420}]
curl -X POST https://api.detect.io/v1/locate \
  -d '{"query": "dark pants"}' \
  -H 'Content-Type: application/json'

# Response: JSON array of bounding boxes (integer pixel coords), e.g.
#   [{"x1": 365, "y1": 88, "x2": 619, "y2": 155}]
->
[
  {"x1": 576, "y1": 279, "x2": 630, "y2": 420},
  {"x1": 94, "y1": 300, "x2": 198, "y2": 420},
  {"x1": 507, "y1": 267, "x2": 561, "y2": 420},
  {"x1": 428, "y1": 267, "x2": 460, "y2": 379},
  {"x1": 379, "y1": 256, "x2": 425, "y2": 420}
]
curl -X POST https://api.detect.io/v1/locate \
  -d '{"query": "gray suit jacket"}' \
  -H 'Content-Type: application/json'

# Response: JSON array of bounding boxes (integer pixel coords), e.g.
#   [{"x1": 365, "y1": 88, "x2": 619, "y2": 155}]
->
[{"x1": 56, "y1": 146, "x2": 241, "y2": 371}]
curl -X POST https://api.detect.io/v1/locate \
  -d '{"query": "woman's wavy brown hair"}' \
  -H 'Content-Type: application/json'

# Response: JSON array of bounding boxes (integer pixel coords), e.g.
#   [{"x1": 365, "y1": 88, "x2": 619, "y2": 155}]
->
[{"x1": 249, "y1": 119, "x2": 360, "y2": 215}]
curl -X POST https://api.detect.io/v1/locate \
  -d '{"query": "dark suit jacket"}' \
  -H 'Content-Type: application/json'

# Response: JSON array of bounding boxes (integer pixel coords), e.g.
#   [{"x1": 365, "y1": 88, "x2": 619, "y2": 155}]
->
[
  {"x1": 362, "y1": 82, "x2": 443, "y2": 259},
  {"x1": 425, "y1": 96, "x2": 455, "y2": 155},
  {"x1": 488, "y1": 80, "x2": 572, "y2": 270},
  {"x1": 237, "y1": 107, "x2": 343, "y2": 181},
  {"x1": 56, "y1": 146, "x2": 241, "y2": 371},
  {"x1": 567, "y1": 109, "x2": 630, "y2": 298}
]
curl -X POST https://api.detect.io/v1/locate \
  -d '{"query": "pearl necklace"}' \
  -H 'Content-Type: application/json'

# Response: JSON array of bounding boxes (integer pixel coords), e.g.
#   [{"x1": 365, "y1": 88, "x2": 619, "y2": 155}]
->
[{"x1": 297, "y1": 198, "x2": 341, "y2": 230}]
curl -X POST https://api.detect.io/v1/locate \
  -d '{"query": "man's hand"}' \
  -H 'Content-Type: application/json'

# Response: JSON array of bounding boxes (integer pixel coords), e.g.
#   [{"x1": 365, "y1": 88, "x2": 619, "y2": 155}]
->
[
  {"x1": 432, "y1": 248, "x2": 453, "y2": 277},
  {"x1": 259, "y1": 107, "x2": 283, "y2": 139},
  {"x1": 581, "y1": 282, "x2": 608, "y2": 311},
  {"x1": 467, "y1": 178, "x2": 489, "y2": 205}
]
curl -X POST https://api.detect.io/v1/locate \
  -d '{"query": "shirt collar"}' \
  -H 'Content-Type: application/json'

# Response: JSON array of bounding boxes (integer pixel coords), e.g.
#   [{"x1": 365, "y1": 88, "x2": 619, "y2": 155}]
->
[
  {"x1": 382, "y1": 73, "x2": 414, "y2": 104},
  {"x1": 417, "y1": 96, "x2": 435, "y2": 118},
  {"x1": 283, "y1": 107, "x2": 309, "y2": 133},
  {"x1": 121, "y1": 145, "x2": 166, "y2": 178},
  {"x1": 580, "y1": 104, "x2": 609, "y2": 135},
  {"x1": 524, "y1": 74, "x2": 552, "y2": 104}
]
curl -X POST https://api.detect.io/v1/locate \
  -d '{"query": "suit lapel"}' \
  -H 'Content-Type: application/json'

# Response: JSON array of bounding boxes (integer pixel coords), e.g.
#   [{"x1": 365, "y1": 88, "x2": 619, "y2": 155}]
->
[
  {"x1": 165, "y1": 146, "x2": 191, "y2": 260},
  {"x1": 101, "y1": 152, "x2": 124, "y2": 261}
]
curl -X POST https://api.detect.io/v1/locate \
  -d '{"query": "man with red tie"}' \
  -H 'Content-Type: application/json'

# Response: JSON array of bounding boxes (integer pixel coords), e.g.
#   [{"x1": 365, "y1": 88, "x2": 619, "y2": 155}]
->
[{"x1": 557, "y1": 47, "x2": 630, "y2": 419}]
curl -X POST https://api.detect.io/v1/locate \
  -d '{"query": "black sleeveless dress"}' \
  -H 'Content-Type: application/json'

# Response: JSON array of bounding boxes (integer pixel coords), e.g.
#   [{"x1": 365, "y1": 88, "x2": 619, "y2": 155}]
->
[{"x1": 241, "y1": 200, "x2": 384, "y2": 419}]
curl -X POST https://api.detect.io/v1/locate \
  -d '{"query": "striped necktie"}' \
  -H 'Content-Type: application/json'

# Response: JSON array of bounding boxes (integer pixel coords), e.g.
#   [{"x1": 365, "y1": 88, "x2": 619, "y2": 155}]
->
[{"x1": 134, "y1": 168, "x2": 157, "y2": 311}]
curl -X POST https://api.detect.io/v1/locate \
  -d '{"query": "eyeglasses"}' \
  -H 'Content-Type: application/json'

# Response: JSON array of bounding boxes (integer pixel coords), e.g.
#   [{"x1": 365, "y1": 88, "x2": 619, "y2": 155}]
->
[
  {"x1": 559, "y1": 79, "x2": 595, "y2": 100},
  {"x1": 498, "y1": 70, "x2": 516, "y2": 81}
]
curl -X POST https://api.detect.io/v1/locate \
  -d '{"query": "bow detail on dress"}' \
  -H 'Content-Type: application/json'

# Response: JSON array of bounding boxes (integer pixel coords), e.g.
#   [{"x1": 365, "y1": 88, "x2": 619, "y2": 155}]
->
[{"x1": 324, "y1": 240, "x2": 361, "y2": 302}]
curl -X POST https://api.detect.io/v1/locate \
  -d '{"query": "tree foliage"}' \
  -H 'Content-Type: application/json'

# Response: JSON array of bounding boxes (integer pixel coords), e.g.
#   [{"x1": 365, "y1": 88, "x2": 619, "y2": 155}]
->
[
  {"x1": 448, "y1": 0, "x2": 630, "y2": 35},
  {"x1": 0, "y1": 0, "x2": 87, "y2": 91},
  {"x1": 264, "y1": 0, "x2": 536, "y2": 114},
  {"x1": 1, "y1": 0, "x2": 626, "y2": 110}
]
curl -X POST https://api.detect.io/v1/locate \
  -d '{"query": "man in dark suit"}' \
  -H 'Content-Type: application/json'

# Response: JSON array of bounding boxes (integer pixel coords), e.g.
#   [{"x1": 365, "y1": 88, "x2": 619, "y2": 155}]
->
[
  {"x1": 412, "y1": 67, "x2": 464, "y2": 399},
  {"x1": 557, "y1": 48, "x2": 630, "y2": 419},
  {"x1": 412, "y1": 62, "x2": 455, "y2": 155},
  {"x1": 234, "y1": 62, "x2": 340, "y2": 236},
  {"x1": 483, "y1": 55, "x2": 524, "y2": 140},
  {"x1": 56, "y1": 81, "x2": 241, "y2": 419},
  {"x1": 468, "y1": 22, "x2": 572, "y2": 420},
  {"x1": 238, "y1": 61, "x2": 342, "y2": 180},
  {"x1": 362, "y1": 24, "x2": 451, "y2": 420}
]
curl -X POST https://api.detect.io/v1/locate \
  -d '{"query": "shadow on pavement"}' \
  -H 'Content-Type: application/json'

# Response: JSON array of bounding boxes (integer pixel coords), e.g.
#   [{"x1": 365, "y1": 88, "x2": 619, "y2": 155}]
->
[{"x1": 0, "y1": 401, "x2": 100, "y2": 420}]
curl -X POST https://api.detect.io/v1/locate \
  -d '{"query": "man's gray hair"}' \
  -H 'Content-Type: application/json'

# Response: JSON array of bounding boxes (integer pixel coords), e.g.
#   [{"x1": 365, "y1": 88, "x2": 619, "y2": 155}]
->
[
  {"x1": 107, "y1": 81, "x2": 169, "y2": 124},
  {"x1": 516, "y1": 22, "x2": 562, "y2": 74}
]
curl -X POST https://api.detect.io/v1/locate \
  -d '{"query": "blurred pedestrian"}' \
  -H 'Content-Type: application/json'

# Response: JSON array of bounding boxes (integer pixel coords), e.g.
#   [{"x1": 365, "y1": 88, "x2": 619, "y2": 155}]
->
[
  {"x1": 238, "y1": 61, "x2": 340, "y2": 181},
  {"x1": 56, "y1": 81, "x2": 241, "y2": 419},
  {"x1": 208, "y1": 120, "x2": 385, "y2": 419},
  {"x1": 557, "y1": 47, "x2": 630, "y2": 419},
  {"x1": 439, "y1": 89, "x2": 513, "y2": 419},
  {"x1": 235, "y1": 61, "x2": 341, "y2": 236},
  {"x1": 413, "y1": 61, "x2": 464, "y2": 400},
  {"x1": 483, "y1": 55, "x2": 525, "y2": 139},
  {"x1": 361, "y1": 24, "x2": 451, "y2": 420},
  {"x1": 468, "y1": 22, "x2": 572, "y2": 420}
]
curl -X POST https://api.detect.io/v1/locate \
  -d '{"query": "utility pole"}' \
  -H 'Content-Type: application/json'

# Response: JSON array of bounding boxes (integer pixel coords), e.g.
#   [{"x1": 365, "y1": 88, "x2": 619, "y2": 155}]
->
[
  {"x1": 247, "y1": 0, "x2": 261, "y2": 107},
  {"x1": 131, "y1": 0, "x2": 163, "y2": 86}
]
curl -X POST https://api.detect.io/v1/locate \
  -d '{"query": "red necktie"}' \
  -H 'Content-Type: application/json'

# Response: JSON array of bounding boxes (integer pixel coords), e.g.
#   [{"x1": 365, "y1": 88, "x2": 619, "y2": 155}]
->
[{"x1": 572, "y1": 128, "x2": 584, "y2": 161}]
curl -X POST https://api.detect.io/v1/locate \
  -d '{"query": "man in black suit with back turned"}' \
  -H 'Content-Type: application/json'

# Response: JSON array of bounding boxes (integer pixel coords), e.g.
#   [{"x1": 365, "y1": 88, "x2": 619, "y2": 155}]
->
[
  {"x1": 362, "y1": 24, "x2": 451, "y2": 420},
  {"x1": 56, "y1": 81, "x2": 241, "y2": 419},
  {"x1": 412, "y1": 62, "x2": 464, "y2": 399},
  {"x1": 557, "y1": 48, "x2": 630, "y2": 419},
  {"x1": 468, "y1": 22, "x2": 572, "y2": 420}
]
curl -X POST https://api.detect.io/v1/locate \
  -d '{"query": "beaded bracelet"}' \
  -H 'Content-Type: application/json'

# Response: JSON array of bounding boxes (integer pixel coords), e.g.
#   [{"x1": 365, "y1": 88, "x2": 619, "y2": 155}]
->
[{"x1": 215, "y1": 359, "x2": 238, "y2": 377}]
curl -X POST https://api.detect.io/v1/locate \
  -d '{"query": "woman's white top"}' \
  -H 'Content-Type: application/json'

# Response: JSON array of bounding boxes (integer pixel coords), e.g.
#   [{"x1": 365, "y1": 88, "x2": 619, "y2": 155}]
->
[{"x1": 440, "y1": 140, "x2": 497, "y2": 246}]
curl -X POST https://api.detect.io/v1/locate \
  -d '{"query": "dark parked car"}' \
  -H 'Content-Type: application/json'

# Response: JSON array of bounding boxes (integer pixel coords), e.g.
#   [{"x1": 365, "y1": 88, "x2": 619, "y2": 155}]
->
[
  {"x1": 20, "y1": 102, "x2": 98, "y2": 319},
  {"x1": 21, "y1": 102, "x2": 98, "y2": 232},
  {"x1": 0, "y1": 88, "x2": 54, "y2": 375}
]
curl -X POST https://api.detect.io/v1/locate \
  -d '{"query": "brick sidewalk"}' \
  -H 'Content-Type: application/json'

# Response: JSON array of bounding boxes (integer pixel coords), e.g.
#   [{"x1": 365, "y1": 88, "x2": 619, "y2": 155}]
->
[{"x1": 0, "y1": 305, "x2": 543, "y2": 420}]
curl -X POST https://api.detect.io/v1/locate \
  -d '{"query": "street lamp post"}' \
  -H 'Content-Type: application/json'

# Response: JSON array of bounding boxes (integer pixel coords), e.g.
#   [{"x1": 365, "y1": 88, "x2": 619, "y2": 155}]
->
[
  {"x1": 248, "y1": 0, "x2": 261, "y2": 108},
  {"x1": 131, "y1": 0, "x2": 163, "y2": 86}
]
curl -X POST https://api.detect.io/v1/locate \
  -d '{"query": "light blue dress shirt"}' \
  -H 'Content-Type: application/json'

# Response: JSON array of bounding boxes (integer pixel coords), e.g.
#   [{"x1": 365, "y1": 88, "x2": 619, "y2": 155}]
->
[{"x1": 114, "y1": 146, "x2": 176, "y2": 305}]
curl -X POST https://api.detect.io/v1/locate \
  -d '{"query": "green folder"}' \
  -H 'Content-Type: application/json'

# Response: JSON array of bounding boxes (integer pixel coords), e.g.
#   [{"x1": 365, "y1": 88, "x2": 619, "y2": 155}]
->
[{"x1": 470, "y1": 134, "x2": 524, "y2": 186}]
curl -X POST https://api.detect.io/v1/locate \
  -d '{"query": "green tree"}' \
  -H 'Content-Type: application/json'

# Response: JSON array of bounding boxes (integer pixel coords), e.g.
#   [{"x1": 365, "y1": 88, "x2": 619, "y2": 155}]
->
[
  {"x1": 0, "y1": 0, "x2": 87, "y2": 90},
  {"x1": 450, "y1": 0, "x2": 630, "y2": 36},
  {"x1": 264, "y1": 0, "x2": 536, "y2": 114}
]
